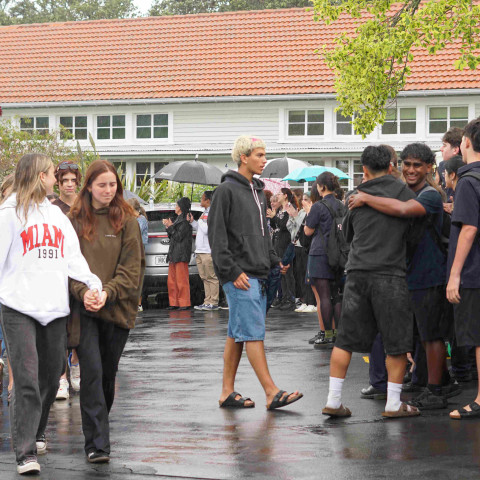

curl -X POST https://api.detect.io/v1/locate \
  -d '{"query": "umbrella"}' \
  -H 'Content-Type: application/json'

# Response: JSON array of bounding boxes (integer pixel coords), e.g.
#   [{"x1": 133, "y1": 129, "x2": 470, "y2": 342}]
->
[
  {"x1": 261, "y1": 178, "x2": 291, "y2": 195},
  {"x1": 154, "y1": 159, "x2": 223, "y2": 200},
  {"x1": 260, "y1": 157, "x2": 310, "y2": 179},
  {"x1": 282, "y1": 166, "x2": 351, "y2": 183},
  {"x1": 123, "y1": 190, "x2": 148, "y2": 205}
]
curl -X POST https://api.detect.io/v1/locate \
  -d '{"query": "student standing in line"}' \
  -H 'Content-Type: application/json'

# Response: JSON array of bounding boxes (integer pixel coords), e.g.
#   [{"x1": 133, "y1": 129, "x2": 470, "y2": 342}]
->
[
  {"x1": 163, "y1": 197, "x2": 193, "y2": 311},
  {"x1": 53, "y1": 161, "x2": 83, "y2": 399},
  {"x1": 0, "y1": 153, "x2": 103, "y2": 475},
  {"x1": 191, "y1": 191, "x2": 220, "y2": 311},
  {"x1": 322, "y1": 145, "x2": 420, "y2": 419},
  {"x1": 446, "y1": 119, "x2": 480, "y2": 419},
  {"x1": 209, "y1": 135, "x2": 303, "y2": 410},
  {"x1": 69, "y1": 160, "x2": 145, "y2": 463}
]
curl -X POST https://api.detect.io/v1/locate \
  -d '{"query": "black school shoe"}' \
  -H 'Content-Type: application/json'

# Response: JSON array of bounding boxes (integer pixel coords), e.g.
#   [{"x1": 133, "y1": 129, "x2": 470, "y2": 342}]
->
[
  {"x1": 309, "y1": 331, "x2": 324, "y2": 344},
  {"x1": 442, "y1": 379, "x2": 462, "y2": 399},
  {"x1": 360, "y1": 385, "x2": 387, "y2": 400},
  {"x1": 402, "y1": 382, "x2": 425, "y2": 393},
  {"x1": 406, "y1": 387, "x2": 448, "y2": 410},
  {"x1": 87, "y1": 450, "x2": 110, "y2": 463}
]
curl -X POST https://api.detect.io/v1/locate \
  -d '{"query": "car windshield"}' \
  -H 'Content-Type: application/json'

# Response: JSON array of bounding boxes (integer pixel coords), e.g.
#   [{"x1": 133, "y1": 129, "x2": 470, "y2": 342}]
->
[{"x1": 146, "y1": 210, "x2": 202, "y2": 234}]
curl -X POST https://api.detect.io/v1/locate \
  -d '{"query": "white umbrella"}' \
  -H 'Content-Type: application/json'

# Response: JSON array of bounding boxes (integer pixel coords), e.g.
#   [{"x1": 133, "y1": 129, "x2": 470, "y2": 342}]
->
[{"x1": 260, "y1": 156, "x2": 310, "y2": 179}]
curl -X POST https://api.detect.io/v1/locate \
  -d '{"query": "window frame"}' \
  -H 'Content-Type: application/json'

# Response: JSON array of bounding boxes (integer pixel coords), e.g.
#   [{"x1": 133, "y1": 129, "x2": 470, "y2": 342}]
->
[
  {"x1": 135, "y1": 113, "x2": 169, "y2": 140},
  {"x1": 285, "y1": 109, "x2": 325, "y2": 138},
  {"x1": 59, "y1": 115, "x2": 88, "y2": 140},
  {"x1": 427, "y1": 105, "x2": 469, "y2": 135},
  {"x1": 381, "y1": 107, "x2": 417, "y2": 136},
  {"x1": 335, "y1": 111, "x2": 357, "y2": 136},
  {"x1": 95, "y1": 114, "x2": 126, "y2": 141},
  {"x1": 135, "y1": 160, "x2": 169, "y2": 188},
  {"x1": 20, "y1": 116, "x2": 50, "y2": 135}
]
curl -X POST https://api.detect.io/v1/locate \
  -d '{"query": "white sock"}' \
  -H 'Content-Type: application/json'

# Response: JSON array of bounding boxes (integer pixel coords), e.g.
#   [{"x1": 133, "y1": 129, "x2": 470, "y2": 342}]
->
[
  {"x1": 326, "y1": 376, "x2": 344, "y2": 409},
  {"x1": 385, "y1": 382, "x2": 403, "y2": 411}
]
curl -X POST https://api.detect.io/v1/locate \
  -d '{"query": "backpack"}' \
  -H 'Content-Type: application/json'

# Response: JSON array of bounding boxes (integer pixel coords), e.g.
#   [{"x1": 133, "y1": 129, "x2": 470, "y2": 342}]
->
[{"x1": 318, "y1": 199, "x2": 349, "y2": 272}]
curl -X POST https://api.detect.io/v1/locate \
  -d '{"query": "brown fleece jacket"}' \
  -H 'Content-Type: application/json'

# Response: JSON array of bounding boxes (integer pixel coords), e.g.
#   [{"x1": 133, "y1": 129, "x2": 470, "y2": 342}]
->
[{"x1": 69, "y1": 208, "x2": 145, "y2": 346}]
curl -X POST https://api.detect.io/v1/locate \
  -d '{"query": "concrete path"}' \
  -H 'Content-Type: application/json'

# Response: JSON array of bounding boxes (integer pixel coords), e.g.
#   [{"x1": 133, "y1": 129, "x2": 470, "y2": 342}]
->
[{"x1": 0, "y1": 308, "x2": 479, "y2": 479}]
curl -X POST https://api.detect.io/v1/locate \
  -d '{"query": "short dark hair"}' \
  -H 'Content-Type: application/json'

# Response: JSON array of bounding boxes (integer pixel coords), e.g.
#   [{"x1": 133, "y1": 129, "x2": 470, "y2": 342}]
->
[
  {"x1": 203, "y1": 190, "x2": 213, "y2": 202},
  {"x1": 316, "y1": 172, "x2": 340, "y2": 192},
  {"x1": 442, "y1": 126, "x2": 463, "y2": 150},
  {"x1": 400, "y1": 143, "x2": 435, "y2": 164},
  {"x1": 463, "y1": 118, "x2": 480, "y2": 154},
  {"x1": 444, "y1": 155, "x2": 465, "y2": 176},
  {"x1": 379, "y1": 144, "x2": 398, "y2": 167},
  {"x1": 361, "y1": 145, "x2": 392, "y2": 172}
]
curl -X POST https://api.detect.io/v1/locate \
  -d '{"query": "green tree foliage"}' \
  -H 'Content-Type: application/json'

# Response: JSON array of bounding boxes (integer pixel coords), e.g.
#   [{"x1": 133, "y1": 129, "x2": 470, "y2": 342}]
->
[
  {"x1": 312, "y1": 0, "x2": 480, "y2": 138},
  {"x1": 149, "y1": 0, "x2": 311, "y2": 16},
  {"x1": 1, "y1": 0, "x2": 138, "y2": 25}
]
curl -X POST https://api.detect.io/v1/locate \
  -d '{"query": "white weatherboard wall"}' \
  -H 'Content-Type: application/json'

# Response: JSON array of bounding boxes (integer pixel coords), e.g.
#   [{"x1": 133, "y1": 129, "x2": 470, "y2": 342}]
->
[{"x1": 3, "y1": 93, "x2": 479, "y2": 189}]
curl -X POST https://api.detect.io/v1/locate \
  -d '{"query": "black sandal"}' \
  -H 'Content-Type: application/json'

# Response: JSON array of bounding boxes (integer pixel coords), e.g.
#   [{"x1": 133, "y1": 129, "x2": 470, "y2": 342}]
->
[
  {"x1": 267, "y1": 390, "x2": 303, "y2": 410},
  {"x1": 219, "y1": 391, "x2": 255, "y2": 408},
  {"x1": 450, "y1": 401, "x2": 480, "y2": 419}
]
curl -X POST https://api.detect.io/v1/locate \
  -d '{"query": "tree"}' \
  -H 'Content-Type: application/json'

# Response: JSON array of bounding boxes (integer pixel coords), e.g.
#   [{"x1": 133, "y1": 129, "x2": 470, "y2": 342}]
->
[
  {"x1": 149, "y1": 0, "x2": 311, "y2": 16},
  {"x1": 312, "y1": 0, "x2": 480, "y2": 137},
  {"x1": 1, "y1": 0, "x2": 138, "y2": 25}
]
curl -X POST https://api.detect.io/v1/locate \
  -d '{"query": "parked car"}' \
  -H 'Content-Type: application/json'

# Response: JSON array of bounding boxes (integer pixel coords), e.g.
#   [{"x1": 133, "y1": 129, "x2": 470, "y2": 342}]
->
[{"x1": 143, "y1": 203, "x2": 204, "y2": 307}]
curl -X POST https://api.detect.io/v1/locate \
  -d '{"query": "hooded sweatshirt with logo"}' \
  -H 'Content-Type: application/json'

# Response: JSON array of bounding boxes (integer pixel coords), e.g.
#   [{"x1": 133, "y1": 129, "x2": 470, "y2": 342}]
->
[
  {"x1": 208, "y1": 170, "x2": 281, "y2": 285},
  {"x1": 0, "y1": 194, "x2": 102, "y2": 325},
  {"x1": 343, "y1": 175, "x2": 416, "y2": 276}
]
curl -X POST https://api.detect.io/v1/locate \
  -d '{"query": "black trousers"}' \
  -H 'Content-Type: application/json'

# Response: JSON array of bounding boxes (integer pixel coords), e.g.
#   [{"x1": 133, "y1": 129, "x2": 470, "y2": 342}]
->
[
  {"x1": 77, "y1": 313, "x2": 129, "y2": 455},
  {"x1": 293, "y1": 246, "x2": 308, "y2": 300}
]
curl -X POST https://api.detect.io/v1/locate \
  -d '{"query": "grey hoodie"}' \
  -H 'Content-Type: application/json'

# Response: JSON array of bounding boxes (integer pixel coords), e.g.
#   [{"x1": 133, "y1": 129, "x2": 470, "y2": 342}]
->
[
  {"x1": 208, "y1": 170, "x2": 281, "y2": 285},
  {"x1": 343, "y1": 175, "x2": 416, "y2": 276}
]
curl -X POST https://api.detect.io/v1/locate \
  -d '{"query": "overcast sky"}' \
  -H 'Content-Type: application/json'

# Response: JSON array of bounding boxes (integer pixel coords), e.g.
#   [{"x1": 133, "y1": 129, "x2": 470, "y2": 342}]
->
[{"x1": 134, "y1": 0, "x2": 154, "y2": 15}]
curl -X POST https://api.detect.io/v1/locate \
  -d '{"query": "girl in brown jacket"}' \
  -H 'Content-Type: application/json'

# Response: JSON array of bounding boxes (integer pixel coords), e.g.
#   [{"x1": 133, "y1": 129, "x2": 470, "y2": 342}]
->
[{"x1": 69, "y1": 160, "x2": 145, "y2": 464}]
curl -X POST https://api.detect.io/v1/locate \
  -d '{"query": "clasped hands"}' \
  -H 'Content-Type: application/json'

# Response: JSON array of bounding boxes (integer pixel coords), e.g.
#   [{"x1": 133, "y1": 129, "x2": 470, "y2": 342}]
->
[{"x1": 83, "y1": 289, "x2": 108, "y2": 312}]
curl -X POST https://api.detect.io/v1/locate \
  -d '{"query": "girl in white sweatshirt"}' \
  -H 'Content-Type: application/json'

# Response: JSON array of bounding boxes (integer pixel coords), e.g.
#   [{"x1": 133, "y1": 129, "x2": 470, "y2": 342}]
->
[{"x1": 0, "y1": 153, "x2": 103, "y2": 476}]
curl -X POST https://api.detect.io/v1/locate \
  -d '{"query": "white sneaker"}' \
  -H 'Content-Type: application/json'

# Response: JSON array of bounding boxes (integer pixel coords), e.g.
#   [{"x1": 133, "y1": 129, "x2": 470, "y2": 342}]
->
[
  {"x1": 17, "y1": 457, "x2": 40, "y2": 475},
  {"x1": 138, "y1": 305, "x2": 143, "y2": 312},
  {"x1": 304, "y1": 305, "x2": 318, "y2": 313},
  {"x1": 56, "y1": 378, "x2": 69, "y2": 400},
  {"x1": 36, "y1": 435, "x2": 47, "y2": 455},
  {"x1": 294, "y1": 303, "x2": 308, "y2": 312},
  {"x1": 69, "y1": 353, "x2": 81, "y2": 392}
]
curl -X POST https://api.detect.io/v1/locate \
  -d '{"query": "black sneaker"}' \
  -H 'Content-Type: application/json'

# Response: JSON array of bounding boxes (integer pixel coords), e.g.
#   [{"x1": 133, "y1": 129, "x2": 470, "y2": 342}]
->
[
  {"x1": 313, "y1": 333, "x2": 333, "y2": 349},
  {"x1": 36, "y1": 434, "x2": 47, "y2": 455},
  {"x1": 279, "y1": 299, "x2": 296, "y2": 311},
  {"x1": 87, "y1": 450, "x2": 110, "y2": 464},
  {"x1": 406, "y1": 387, "x2": 447, "y2": 410},
  {"x1": 17, "y1": 456, "x2": 40, "y2": 475},
  {"x1": 309, "y1": 331, "x2": 324, "y2": 344},
  {"x1": 442, "y1": 379, "x2": 462, "y2": 399},
  {"x1": 218, "y1": 299, "x2": 229, "y2": 310},
  {"x1": 402, "y1": 382, "x2": 425, "y2": 393},
  {"x1": 360, "y1": 385, "x2": 387, "y2": 400},
  {"x1": 451, "y1": 371, "x2": 473, "y2": 383},
  {"x1": 271, "y1": 298, "x2": 282, "y2": 308}
]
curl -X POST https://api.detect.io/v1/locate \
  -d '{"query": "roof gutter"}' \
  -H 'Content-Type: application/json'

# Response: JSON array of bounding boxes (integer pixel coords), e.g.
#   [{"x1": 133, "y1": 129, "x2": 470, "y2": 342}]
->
[{"x1": 2, "y1": 89, "x2": 480, "y2": 109}]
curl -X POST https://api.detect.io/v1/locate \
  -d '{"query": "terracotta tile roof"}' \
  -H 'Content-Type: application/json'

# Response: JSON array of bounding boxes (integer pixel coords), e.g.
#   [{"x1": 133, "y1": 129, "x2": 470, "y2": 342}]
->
[{"x1": 0, "y1": 8, "x2": 478, "y2": 104}]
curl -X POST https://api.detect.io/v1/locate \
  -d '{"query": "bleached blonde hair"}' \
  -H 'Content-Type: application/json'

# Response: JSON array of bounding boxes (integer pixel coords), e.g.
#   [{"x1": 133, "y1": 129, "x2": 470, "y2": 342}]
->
[{"x1": 231, "y1": 135, "x2": 266, "y2": 166}]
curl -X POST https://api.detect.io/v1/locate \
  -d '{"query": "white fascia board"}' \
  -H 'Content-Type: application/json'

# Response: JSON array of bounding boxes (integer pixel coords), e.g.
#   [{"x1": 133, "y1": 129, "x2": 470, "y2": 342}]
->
[{"x1": 3, "y1": 89, "x2": 480, "y2": 110}]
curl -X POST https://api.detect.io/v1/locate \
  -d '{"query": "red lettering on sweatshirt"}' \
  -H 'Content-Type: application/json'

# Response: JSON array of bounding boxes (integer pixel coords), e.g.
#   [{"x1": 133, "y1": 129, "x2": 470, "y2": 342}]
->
[{"x1": 20, "y1": 224, "x2": 65, "y2": 257}]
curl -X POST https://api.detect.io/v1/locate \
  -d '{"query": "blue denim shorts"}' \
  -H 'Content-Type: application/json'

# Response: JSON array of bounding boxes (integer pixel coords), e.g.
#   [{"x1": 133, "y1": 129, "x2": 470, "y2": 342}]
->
[{"x1": 223, "y1": 278, "x2": 267, "y2": 342}]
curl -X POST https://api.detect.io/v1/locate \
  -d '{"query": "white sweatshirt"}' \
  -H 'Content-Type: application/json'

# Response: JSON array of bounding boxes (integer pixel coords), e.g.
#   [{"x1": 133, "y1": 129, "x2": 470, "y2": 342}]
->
[
  {"x1": 192, "y1": 207, "x2": 212, "y2": 254},
  {"x1": 0, "y1": 194, "x2": 102, "y2": 326}
]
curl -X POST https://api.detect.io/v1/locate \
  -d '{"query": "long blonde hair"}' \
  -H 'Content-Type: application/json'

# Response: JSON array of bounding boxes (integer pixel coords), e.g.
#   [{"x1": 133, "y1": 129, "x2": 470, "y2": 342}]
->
[
  {"x1": 0, "y1": 174, "x2": 14, "y2": 204},
  {"x1": 13, "y1": 153, "x2": 53, "y2": 222}
]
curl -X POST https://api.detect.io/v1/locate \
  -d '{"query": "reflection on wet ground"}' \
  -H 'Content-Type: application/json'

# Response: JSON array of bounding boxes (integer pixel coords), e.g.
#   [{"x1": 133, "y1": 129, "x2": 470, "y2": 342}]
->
[{"x1": 0, "y1": 308, "x2": 479, "y2": 478}]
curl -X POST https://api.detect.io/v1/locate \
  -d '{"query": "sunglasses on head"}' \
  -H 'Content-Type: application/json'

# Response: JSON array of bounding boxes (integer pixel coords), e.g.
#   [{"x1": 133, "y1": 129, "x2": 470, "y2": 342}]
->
[{"x1": 57, "y1": 162, "x2": 79, "y2": 170}]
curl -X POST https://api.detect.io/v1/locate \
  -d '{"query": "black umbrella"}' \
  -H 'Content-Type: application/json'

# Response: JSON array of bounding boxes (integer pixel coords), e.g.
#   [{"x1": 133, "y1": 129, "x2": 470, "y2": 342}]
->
[
  {"x1": 154, "y1": 159, "x2": 223, "y2": 200},
  {"x1": 260, "y1": 156, "x2": 310, "y2": 179}
]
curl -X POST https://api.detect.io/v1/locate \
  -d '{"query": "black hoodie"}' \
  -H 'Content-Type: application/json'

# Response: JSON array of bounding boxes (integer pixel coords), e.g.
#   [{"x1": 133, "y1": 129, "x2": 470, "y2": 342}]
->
[
  {"x1": 208, "y1": 170, "x2": 281, "y2": 285},
  {"x1": 343, "y1": 174, "x2": 416, "y2": 276}
]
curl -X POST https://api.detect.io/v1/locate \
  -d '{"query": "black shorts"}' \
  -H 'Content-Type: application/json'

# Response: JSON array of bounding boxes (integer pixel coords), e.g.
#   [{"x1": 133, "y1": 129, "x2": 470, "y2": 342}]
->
[
  {"x1": 410, "y1": 285, "x2": 452, "y2": 342},
  {"x1": 335, "y1": 271, "x2": 413, "y2": 355},
  {"x1": 453, "y1": 288, "x2": 480, "y2": 347}
]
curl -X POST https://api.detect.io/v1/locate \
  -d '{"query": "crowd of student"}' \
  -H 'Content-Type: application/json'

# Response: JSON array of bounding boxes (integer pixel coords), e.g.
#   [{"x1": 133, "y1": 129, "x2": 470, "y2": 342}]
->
[{"x1": 1, "y1": 120, "x2": 480, "y2": 474}]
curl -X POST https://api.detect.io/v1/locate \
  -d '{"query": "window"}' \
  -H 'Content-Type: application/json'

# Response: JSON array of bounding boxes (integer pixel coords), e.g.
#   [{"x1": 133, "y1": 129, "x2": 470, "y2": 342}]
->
[
  {"x1": 429, "y1": 106, "x2": 468, "y2": 134},
  {"x1": 287, "y1": 110, "x2": 324, "y2": 136},
  {"x1": 96, "y1": 115, "x2": 125, "y2": 140},
  {"x1": 136, "y1": 114, "x2": 169, "y2": 139},
  {"x1": 135, "y1": 161, "x2": 168, "y2": 187},
  {"x1": 20, "y1": 116, "x2": 49, "y2": 135},
  {"x1": 336, "y1": 112, "x2": 353, "y2": 135},
  {"x1": 382, "y1": 108, "x2": 416, "y2": 135},
  {"x1": 59, "y1": 116, "x2": 88, "y2": 140},
  {"x1": 335, "y1": 159, "x2": 363, "y2": 190}
]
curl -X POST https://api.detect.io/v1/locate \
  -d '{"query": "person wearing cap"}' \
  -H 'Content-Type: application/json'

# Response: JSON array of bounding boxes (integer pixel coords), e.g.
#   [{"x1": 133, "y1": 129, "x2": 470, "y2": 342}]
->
[{"x1": 162, "y1": 197, "x2": 193, "y2": 310}]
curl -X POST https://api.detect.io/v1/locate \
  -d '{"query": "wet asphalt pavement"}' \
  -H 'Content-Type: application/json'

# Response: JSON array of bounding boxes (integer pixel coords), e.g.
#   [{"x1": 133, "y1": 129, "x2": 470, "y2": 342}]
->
[{"x1": 0, "y1": 307, "x2": 479, "y2": 479}]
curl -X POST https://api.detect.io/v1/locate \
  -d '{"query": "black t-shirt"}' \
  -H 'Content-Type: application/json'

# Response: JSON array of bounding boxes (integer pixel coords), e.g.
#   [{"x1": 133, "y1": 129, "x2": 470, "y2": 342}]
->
[
  {"x1": 448, "y1": 162, "x2": 480, "y2": 288},
  {"x1": 52, "y1": 198, "x2": 70, "y2": 215},
  {"x1": 305, "y1": 194, "x2": 339, "y2": 256}
]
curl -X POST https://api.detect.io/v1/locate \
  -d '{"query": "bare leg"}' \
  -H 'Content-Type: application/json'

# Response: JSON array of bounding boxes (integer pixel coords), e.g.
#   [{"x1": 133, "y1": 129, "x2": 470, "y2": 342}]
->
[
  {"x1": 219, "y1": 337, "x2": 254, "y2": 406},
  {"x1": 70, "y1": 349, "x2": 79, "y2": 365},
  {"x1": 329, "y1": 346, "x2": 352, "y2": 379},
  {"x1": 424, "y1": 340, "x2": 447, "y2": 385},
  {"x1": 7, "y1": 358, "x2": 13, "y2": 392},
  {"x1": 245, "y1": 341, "x2": 300, "y2": 407},
  {"x1": 311, "y1": 285, "x2": 325, "y2": 331},
  {"x1": 450, "y1": 346, "x2": 480, "y2": 417},
  {"x1": 385, "y1": 353, "x2": 407, "y2": 384}
]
